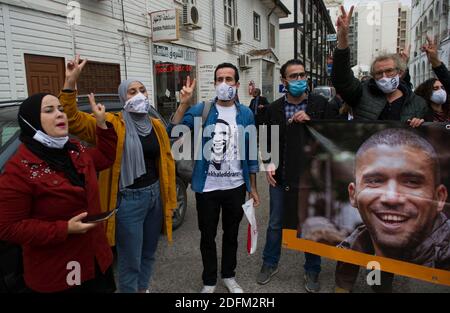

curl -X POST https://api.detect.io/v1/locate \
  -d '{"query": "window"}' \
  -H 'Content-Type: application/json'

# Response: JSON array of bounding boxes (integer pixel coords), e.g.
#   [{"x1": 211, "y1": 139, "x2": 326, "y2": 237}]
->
[
  {"x1": 0, "y1": 121, "x2": 20, "y2": 155},
  {"x1": 253, "y1": 12, "x2": 261, "y2": 41},
  {"x1": 262, "y1": 60, "x2": 274, "y2": 102},
  {"x1": 78, "y1": 61, "x2": 121, "y2": 94},
  {"x1": 269, "y1": 23, "x2": 275, "y2": 48},
  {"x1": 224, "y1": 0, "x2": 236, "y2": 26},
  {"x1": 154, "y1": 62, "x2": 196, "y2": 120}
]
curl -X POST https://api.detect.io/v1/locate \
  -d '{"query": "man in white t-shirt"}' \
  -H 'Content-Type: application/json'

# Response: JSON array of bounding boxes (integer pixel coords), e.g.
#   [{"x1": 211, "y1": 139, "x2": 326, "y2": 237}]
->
[{"x1": 170, "y1": 63, "x2": 260, "y2": 294}]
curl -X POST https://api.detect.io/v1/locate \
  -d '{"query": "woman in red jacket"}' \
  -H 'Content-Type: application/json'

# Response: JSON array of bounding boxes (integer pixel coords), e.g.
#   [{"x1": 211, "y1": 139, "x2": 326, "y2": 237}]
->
[{"x1": 0, "y1": 92, "x2": 118, "y2": 293}]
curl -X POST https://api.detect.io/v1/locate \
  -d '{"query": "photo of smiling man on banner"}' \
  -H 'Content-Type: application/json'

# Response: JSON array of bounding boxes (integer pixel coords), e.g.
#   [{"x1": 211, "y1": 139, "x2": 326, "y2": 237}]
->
[
  {"x1": 282, "y1": 121, "x2": 450, "y2": 289},
  {"x1": 336, "y1": 127, "x2": 450, "y2": 292}
]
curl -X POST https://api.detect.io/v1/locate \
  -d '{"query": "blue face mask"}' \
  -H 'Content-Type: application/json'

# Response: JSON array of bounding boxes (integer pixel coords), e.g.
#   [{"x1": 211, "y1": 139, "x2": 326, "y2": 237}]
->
[{"x1": 287, "y1": 79, "x2": 308, "y2": 97}]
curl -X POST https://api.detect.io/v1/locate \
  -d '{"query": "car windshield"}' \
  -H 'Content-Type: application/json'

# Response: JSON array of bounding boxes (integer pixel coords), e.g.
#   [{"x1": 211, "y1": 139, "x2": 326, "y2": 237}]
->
[
  {"x1": 0, "y1": 106, "x2": 20, "y2": 154},
  {"x1": 0, "y1": 121, "x2": 20, "y2": 152}
]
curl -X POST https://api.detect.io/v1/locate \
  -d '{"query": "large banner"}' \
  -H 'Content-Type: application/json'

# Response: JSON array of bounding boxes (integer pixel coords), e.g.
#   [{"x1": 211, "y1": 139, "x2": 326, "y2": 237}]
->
[{"x1": 282, "y1": 121, "x2": 450, "y2": 286}]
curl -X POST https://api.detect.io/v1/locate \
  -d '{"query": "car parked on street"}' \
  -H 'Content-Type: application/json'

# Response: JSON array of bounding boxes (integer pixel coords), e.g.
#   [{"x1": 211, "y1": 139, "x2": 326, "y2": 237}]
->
[
  {"x1": 311, "y1": 86, "x2": 336, "y2": 101},
  {"x1": 0, "y1": 94, "x2": 188, "y2": 230}
]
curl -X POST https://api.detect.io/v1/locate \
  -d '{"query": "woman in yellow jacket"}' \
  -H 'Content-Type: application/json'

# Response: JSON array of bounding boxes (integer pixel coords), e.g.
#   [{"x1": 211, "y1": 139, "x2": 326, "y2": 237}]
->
[{"x1": 59, "y1": 55, "x2": 176, "y2": 293}]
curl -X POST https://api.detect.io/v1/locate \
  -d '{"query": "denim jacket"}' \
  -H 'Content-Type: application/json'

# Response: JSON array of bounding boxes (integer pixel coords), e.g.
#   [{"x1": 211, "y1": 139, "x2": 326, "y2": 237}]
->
[{"x1": 167, "y1": 100, "x2": 259, "y2": 193}]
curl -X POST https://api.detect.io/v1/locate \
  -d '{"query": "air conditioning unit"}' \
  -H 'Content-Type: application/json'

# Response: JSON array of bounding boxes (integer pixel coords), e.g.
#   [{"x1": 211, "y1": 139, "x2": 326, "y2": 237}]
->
[
  {"x1": 231, "y1": 26, "x2": 242, "y2": 44},
  {"x1": 183, "y1": 0, "x2": 201, "y2": 29},
  {"x1": 239, "y1": 54, "x2": 252, "y2": 69}
]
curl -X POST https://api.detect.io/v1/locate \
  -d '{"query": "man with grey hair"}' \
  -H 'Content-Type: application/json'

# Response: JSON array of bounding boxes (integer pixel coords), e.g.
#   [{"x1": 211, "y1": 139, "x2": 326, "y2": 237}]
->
[{"x1": 332, "y1": 6, "x2": 430, "y2": 127}]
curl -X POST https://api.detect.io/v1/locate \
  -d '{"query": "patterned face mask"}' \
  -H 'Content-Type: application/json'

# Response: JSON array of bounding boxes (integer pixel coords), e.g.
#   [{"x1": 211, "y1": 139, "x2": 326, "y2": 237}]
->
[
  {"x1": 123, "y1": 93, "x2": 150, "y2": 114},
  {"x1": 216, "y1": 82, "x2": 237, "y2": 101},
  {"x1": 375, "y1": 75, "x2": 400, "y2": 94}
]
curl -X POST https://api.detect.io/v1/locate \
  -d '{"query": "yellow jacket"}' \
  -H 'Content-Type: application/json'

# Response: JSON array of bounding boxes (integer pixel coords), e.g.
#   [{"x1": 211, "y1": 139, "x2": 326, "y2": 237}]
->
[{"x1": 59, "y1": 91, "x2": 176, "y2": 246}]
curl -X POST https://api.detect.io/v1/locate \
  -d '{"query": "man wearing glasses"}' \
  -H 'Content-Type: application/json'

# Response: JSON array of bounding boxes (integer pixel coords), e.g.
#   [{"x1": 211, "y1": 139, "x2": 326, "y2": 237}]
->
[
  {"x1": 332, "y1": 6, "x2": 429, "y2": 127},
  {"x1": 257, "y1": 59, "x2": 339, "y2": 292}
]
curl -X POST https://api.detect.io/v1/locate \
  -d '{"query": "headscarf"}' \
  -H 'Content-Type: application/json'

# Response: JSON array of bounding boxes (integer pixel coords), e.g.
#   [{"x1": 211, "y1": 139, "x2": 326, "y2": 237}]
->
[
  {"x1": 118, "y1": 79, "x2": 153, "y2": 189},
  {"x1": 18, "y1": 93, "x2": 85, "y2": 187}
]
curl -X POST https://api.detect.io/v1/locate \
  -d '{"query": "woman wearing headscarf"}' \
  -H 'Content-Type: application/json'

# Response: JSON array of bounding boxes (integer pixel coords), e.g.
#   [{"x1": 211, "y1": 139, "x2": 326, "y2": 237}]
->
[
  {"x1": 0, "y1": 91, "x2": 118, "y2": 293},
  {"x1": 59, "y1": 55, "x2": 176, "y2": 293}
]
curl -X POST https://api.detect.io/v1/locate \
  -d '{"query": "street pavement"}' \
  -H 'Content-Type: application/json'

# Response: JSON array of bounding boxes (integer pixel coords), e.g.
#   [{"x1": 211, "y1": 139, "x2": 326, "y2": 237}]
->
[{"x1": 150, "y1": 173, "x2": 450, "y2": 293}]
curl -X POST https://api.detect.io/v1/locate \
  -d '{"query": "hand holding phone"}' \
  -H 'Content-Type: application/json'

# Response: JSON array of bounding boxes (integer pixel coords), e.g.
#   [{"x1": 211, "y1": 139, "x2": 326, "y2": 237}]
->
[{"x1": 81, "y1": 209, "x2": 117, "y2": 223}]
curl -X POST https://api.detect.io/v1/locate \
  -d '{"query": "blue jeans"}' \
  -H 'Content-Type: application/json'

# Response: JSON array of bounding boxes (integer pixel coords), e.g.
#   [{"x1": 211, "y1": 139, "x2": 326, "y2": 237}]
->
[
  {"x1": 262, "y1": 185, "x2": 321, "y2": 274},
  {"x1": 115, "y1": 181, "x2": 163, "y2": 293}
]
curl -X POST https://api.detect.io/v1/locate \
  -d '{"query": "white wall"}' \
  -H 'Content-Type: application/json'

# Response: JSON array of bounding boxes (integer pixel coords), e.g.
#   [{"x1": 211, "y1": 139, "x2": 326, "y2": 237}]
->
[
  {"x1": 0, "y1": 0, "x2": 154, "y2": 100},
  {"x1": 196, "y1": 50, "x2": 263, "y2": 106},
  {"x1": 0, "y1": 0, "x2": 287, "y2": 103},
  {"x1": 193, "y1": 0, "x2": 283, "y2": 106},
  {"x1": 279, "y1": 28, "x2": 294, "y2": 65},
  {"x1": 6, "y1": 4, "x2": 74, "y2": 99},
  {"x1": 324, "y1": 0, "x2": 344, "y2": 31},
  {"x1": 380, "y1": 1, "x2": 399, "y2": 52},
  {"x1": 0, "y1": 5, "x2": 12, "y2": 100}
]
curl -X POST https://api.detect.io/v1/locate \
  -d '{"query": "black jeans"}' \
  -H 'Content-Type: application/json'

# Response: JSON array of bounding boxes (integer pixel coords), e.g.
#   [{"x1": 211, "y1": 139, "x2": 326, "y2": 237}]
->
[{"x1": 195, "y1": 184, "x2": 246, "y2": 286}]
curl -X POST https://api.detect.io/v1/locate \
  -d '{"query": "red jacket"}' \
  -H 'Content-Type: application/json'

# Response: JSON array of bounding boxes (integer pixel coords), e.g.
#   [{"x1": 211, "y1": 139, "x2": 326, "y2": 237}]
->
[{"x1": 0, "y1": 125, "x2": 117, "y2": 292}]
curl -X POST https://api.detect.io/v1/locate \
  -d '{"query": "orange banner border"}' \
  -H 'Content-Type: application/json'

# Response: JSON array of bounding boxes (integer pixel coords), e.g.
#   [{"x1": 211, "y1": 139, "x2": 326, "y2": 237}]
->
[{"x1": 282, "y1": 229, "x2": 450, "y2": 287}]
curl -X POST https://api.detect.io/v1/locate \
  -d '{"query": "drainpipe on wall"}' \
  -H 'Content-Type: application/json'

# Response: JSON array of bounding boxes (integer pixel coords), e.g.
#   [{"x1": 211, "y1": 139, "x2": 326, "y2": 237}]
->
[
  {"x1": 211, "y1": 0, "x2": 216, "y2": 52},
  {"x1": 121, "y1": 0, "x2": 128, "y2": 79},
  {"x1": 268, "y1": 1, "x2": 277, "y2": 49},
  {"x1": 294, "y1": 0, "x2": 298, "y2": 59}
]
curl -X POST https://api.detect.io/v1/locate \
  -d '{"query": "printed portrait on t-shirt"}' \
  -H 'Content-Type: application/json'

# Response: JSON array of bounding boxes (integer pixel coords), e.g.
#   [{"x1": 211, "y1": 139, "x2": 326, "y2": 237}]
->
[{"x1": 211, "y1": 119, "x2": 232, "y2": 171}]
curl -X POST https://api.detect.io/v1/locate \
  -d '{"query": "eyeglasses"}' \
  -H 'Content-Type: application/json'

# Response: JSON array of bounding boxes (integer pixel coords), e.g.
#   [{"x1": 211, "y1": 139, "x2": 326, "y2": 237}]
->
[
  {"x1": 287, "y1": 72, "x2": 307, "y2": 80},
  {"x1": 373, "y1": 68, "x2": 399, "y2": 79}
]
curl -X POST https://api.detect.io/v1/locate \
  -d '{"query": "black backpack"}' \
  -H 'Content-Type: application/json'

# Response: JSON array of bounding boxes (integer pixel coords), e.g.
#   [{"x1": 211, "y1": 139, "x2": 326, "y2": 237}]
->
[{"x1": 0, "y1": 241, "x2": 27, "y2": 293}]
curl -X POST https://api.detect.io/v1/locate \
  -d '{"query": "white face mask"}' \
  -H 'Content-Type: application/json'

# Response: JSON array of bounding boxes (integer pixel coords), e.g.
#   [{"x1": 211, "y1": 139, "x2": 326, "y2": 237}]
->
[
  {"x1": 124, "y1": 93, "x2": 150, "y2": 113},
  {"x1": 375, "y1": 75, "x2": 400, "y2": 94},
  {"x1": 430, "y1": 89, "x2": 447, "y2": 105},
  {"x1": 215, "y1": 82, "x2": 237, "y2": 101},
  {"x1": 19, "y1": 115, "x2": 69, "y2": 149}
]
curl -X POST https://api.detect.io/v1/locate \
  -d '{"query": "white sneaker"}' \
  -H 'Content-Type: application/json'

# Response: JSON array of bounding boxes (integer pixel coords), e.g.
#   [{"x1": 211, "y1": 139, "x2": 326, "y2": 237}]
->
[
  {"x1": 200, "y1": 285, "x2": 216, "y2": 293},
  {"x1": 223, "y1": 278, "x2": 244, "y2": 293}
]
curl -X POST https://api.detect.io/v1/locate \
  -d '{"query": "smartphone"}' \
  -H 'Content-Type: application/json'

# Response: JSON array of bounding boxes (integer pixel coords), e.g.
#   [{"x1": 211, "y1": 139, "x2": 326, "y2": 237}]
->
[{"x1": 82, "y1": 209, "x2": 117, "y2": 223}]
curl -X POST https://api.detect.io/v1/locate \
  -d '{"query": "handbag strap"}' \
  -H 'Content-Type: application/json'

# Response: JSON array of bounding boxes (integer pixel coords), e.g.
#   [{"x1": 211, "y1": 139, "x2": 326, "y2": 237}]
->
[
  {"x1": 201, "y1": 100, "x2": 212, "y2": 123},
  {"x1": 193, "y1": 100, "x2": 212, "y2": 161}
]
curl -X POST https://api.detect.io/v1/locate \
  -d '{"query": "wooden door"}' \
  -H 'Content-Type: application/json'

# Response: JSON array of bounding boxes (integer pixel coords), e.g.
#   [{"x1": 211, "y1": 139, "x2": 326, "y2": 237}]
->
[{"x1": 24, "y1": 54, "x2": 65, "y2": 96}]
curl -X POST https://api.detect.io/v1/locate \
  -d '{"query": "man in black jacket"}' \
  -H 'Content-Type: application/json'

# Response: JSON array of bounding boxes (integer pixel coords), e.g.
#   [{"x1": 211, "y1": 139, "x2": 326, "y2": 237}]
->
[
  {"x1": 256, "y1": 59, "x2": 339, "y2": 292},
  {"x1": 332, "y1": 6, "x2": 429, "y2": 126},
  {"x1": 249, "y1": 88, "x2": 270, "y2": 127}
]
